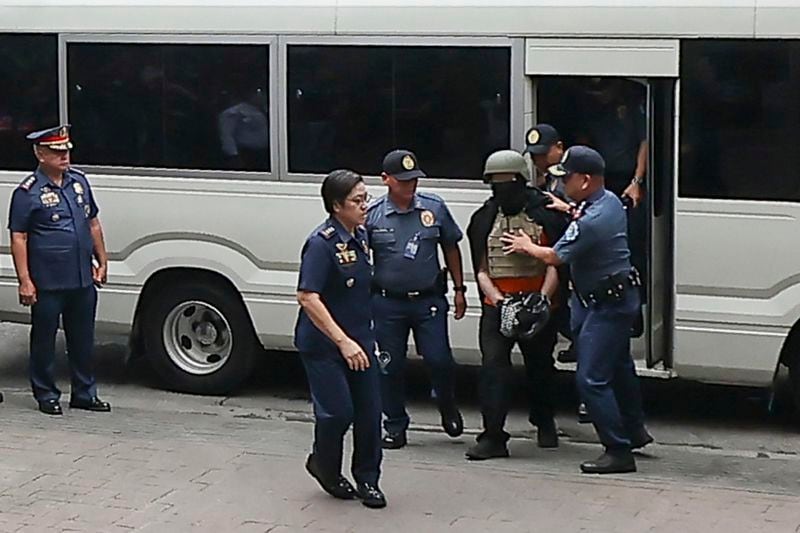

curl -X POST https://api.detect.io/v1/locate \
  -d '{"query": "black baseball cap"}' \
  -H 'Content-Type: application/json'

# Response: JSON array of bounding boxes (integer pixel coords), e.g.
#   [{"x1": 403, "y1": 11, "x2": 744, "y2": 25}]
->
[
  {"x1": 382, "y1": 149, "x2": 426, "y2": 181},
  {"x1": 548, "y1": 145, "x2": 605, "y2": 179},
  {"x1": 524, "y1": 124, "x2": 560, "y2": 155}
]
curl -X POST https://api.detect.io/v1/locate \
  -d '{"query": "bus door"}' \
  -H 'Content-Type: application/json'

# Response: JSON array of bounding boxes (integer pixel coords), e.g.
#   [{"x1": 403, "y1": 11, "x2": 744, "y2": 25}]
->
[{"x1": 522, "y1": 38, "x2": 678, "y2": 370}]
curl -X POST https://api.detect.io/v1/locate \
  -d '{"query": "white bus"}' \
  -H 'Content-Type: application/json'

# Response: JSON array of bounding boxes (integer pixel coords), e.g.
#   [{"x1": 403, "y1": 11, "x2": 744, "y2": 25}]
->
[{"x1": 2, "y1": 1, "x2": 800, "y2": 411}]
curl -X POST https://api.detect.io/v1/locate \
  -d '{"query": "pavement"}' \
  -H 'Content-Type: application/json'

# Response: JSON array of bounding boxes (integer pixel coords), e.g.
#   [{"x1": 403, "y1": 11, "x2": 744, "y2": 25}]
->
[{"x1": 0, "y1": 323, "x2": 798, "y2": 532}]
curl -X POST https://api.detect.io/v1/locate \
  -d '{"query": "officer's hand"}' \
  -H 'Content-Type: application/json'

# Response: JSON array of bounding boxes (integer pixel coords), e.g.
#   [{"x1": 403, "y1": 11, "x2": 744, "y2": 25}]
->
[
  {"x1": 543, "y1": 192, "x2": 571, "y2": 214},
  {"x1": 501, "y1": 229, "x2": 534, "y2": 256},
  {"x1": 453, "y1": 291, "x2": 467, "y2": 320},
  {"x1": 18, "y1": 280, "x2": 37, "y2": 307},
  {"x1": 622, "y1": 182, "x2": 644, "y2": 209},
  {"x1": 339, "y1": 338, "x2": 370, "y2": 371},
  {"x1": 93, "y1": 264, "x2": 108, "y2": 286}
]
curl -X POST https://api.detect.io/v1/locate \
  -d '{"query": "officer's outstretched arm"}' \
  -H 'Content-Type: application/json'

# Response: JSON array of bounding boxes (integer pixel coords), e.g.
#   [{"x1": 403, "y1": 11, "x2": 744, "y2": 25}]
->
[{"x1": 499, "y1": 229, "x2": 563, "y2": 266}]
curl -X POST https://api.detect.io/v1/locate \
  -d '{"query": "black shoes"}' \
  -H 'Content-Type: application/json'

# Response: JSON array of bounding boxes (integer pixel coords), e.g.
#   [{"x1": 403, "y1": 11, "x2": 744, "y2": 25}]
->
[
  {"x1": 356, "y1": 482, "x2": 387, "y2": 509},
  {"x1": 536, "y1": 420, "x2": 559, "y2": 449},
  {"x1": 580, "y1": 450, "x2": 637, "y2": 474},
  {"x1": 305, "y1": 455, "x2": 357, "y2": 500},
  {"x1": 630, "y1": 427, "x2": 654, "y2": 450},
  {"x1": 577, "y1": 402, "x2": 592, "y2": 424},
  {"x1": 465, "y1": 438, "x2": 509, "y2": 461},
  {"x1": 557, "y1": 346, "x2": 577, "y2": 363},
  {"x1": 381, "y1": 431, "x2": 407, "y2": 450},
  {"x1": 38, "y1": 399, "x2": 62, "y2": 415},
  {"x1": 69, "y1": 397, "x2": 111, "y2": 412},
  {"x1": 438, "y1": 401, "x2": 464, "y2": 438}
]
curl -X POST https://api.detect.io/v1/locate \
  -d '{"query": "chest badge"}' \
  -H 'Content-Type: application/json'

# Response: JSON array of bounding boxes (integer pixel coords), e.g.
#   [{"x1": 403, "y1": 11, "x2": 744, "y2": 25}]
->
[
  {"x1": 335, "y1": 242, "x2": 357, "y2": 265},
  {"x1": 73, "y1": 182, "x2": 84, "y2": 195},
  {"x1": 40, "y1": 192, "x2": 60, "y2": 207},
  {"x1": 420, "y1": 210, "x2": 435, "y2": 228}
]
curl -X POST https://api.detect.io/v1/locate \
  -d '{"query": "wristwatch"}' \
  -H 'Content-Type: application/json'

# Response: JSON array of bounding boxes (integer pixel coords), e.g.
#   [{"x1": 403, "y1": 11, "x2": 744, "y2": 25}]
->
[
  {"x1": 453, "y1": 285, "x2": 467, "y2": 293},
  {"x1": 631, "y1": 175, "x2": 645, "y2": 186}
]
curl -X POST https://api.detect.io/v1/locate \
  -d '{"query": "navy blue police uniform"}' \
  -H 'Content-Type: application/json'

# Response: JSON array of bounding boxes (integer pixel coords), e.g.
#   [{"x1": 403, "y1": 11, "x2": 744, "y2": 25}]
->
[
  {"x1": 366, "y1": 150, "x2": 463, "y2": 443},
  {"x1": 294, "y1": 217, "x2": 382, "y2": 487},
  {"x1": 549, "y1": 146, "x2": 650, "y2": 470},
  {"x1": 8, "y1": 126, "x2": 105, "y2": 413},
  {"x1": 524, "y1": 123, "x2": 575, "y2": 354}
]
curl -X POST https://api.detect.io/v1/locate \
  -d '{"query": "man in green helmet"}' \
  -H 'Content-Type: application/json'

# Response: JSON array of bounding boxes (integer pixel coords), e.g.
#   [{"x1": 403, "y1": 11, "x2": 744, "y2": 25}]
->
[{"x1": 464, "y1": 149, "x2": 569, "y2": 460}]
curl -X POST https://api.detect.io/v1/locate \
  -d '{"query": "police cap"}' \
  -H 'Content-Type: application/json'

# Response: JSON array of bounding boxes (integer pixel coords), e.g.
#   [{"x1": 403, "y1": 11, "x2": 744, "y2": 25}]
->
[
  {"x1": 524, "y1": 124, "x2": 560, "y2": 155},
  {"x1": 382, "y1": 149, "x2": 426, "y2": 181},
  {"x1": 548, "y1": 145, "x2": 605, "y2": 179},
  {"x1": 27, "y1": 124, "x2": 73, "y2": 151}
]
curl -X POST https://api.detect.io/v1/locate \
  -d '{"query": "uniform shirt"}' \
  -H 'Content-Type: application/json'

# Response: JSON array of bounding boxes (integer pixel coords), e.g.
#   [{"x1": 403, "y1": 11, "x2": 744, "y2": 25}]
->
[
  {"x1": 294, "y1": 217, "x2": 374, "y2": 356},
  {"x1": 553, "y1": 188, "x2": 631, "y2": 295},
  {"x1": 8, "y1": 167, "x2": 99, "y2": 291},
  {"x1": 583, "y1": 102, "x2": 646, "y2": 177},
  {"x1": 366, "y1": 192, "x2": 462, "y2": 292},
  {"x1": 542, "y1": 172, "x2": 567, "y2": 199},
  {"x1": 218, "y1": 102, "x2": 269, "y2": 157}
]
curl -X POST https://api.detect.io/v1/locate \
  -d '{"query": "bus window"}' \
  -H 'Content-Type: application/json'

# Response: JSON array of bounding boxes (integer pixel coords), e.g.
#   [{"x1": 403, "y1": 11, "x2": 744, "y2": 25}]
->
[
  {"x1": 681, "y1": 40, "x2": 800, "y2": 202},
  {"x1": 287, "y1": 45, "x2": 510, "y2": 179},
  {"x1": 67, "y1": 43, "x2": 270, "y2": 172},
  {"x1": 0, "y1": 34, "x2": 58, "y2": 171}
]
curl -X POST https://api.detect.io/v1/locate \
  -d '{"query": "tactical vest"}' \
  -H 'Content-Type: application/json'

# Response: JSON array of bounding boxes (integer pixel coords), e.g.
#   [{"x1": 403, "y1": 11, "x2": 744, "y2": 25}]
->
[{"x1": 487, "y1": 211, "x2": 547, "y2": 279}]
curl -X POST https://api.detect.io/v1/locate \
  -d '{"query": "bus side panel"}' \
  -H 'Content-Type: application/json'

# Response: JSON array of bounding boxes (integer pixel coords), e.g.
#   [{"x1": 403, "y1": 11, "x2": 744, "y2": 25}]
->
[{"x1": 674, "y1": 199, "x2": 800, "y2": 386}]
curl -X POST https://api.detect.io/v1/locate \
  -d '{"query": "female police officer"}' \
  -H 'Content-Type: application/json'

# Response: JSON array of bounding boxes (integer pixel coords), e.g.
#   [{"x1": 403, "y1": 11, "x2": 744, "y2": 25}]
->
[{"x1": 294, "y1": 169, "x2": 386, "y2": 509}]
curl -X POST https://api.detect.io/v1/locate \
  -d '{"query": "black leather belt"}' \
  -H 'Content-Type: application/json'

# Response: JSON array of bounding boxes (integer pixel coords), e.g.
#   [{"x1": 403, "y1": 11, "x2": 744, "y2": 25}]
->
[
  {"x1": 372, "y1": 286, "x2": 441, "y2": 300},
  {"x1": 576, "y1": 269, "x2": 641, "y2": 308}
]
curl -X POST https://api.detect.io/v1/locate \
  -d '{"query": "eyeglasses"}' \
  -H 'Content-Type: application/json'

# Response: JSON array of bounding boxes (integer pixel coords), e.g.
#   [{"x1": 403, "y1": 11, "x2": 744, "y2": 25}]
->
[{"x1": 346, "y1": 192, "x2": 373, "y2": 206}]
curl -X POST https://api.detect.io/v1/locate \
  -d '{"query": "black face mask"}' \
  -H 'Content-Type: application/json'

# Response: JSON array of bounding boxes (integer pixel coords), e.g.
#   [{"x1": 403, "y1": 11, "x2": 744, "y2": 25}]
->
[{"x1": 492, "y1": 180, "x2": 528, "y2": 215}]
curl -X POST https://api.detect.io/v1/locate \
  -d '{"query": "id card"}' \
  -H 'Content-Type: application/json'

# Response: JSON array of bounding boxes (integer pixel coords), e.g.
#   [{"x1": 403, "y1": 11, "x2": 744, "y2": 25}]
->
[{"x1": 403, "y1": 232, "x2": 420, "y2": 260}]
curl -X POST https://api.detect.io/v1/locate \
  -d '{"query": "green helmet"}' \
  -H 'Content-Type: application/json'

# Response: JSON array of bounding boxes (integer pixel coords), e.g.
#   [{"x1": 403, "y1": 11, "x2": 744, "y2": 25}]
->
[{"x1": 482, "y1": 149, "x2": 530, "y2": 183}]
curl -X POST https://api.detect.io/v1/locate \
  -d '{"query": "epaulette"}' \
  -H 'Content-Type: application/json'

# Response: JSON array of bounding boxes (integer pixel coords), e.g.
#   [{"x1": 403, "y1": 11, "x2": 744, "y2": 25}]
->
[
  {"x1": 19, "y1": 175, "x2": 36, "y2": 191},
  {"x1": 319, "y1": 226, "x2": 336, "y2": 239},
  {"x1": 366, "y1": 196, "x2": 383, "y2": 211},
  {"x1": 416, "y1": 191, "x2": 443, "y2": 203},
  {"x1": 68, "y1": 167, "x2": 86, "y2": 176}
]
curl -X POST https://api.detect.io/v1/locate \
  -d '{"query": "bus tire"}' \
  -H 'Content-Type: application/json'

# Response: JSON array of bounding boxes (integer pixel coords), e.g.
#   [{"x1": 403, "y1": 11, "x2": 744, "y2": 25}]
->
[
  {"x1": 143, "y1": 280, "x2": 257, "y2": 394},
  {"x1": 788, "y1": 350, "x2": 800, "y2": 418}
]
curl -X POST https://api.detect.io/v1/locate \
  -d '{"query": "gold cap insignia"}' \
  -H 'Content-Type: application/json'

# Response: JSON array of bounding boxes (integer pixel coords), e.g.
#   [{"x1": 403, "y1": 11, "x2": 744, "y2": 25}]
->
[
  {"x1": 402, "y1": 155, "x2": 415, "y2": 171},
  {"x1": 527, "y1": 129, "x2": 540, "y2": 145}
]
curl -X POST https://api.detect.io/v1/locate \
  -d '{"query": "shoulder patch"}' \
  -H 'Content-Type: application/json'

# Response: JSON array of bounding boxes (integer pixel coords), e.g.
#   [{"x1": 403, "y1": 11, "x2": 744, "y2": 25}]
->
[
  {"x1": 19, "y1": 175, "x2": 36, "y2": 191},
  {"x1": 319, "y1": 226, "x2": 336, "y2": 240},
  {"x1": 563, "y1": 221, "x2": 580, "y2": 242}
]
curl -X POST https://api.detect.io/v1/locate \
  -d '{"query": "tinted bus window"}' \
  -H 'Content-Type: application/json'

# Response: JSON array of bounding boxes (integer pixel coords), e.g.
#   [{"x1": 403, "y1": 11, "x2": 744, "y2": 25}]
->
[
  {"x1": 288, "y1": 45, "x2": 510, "y2": 179},
  {"x1": 0, "y1": 34, "x2": 59, "y2": 171},
  {"x1": 68, "y1": 43, "x2": 270, "y2": 172},
  {"x1": 680, "y1": 40, "x2": 800, "y2": 201}
]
